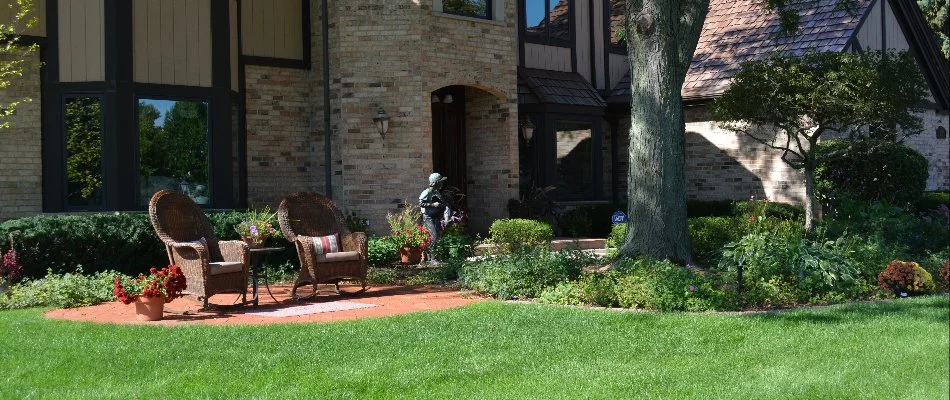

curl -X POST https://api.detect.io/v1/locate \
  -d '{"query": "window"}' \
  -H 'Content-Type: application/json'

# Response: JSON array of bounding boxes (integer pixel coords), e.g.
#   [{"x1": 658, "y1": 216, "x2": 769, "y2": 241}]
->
[
  {"x1": 64, "y1": 97, "x2": 105, "y2": 208},
  {"x1": 554, "y1": 121, "x2": 594, "y2": 201},
  {"x1": 442, "y1": 0, "x2": 492, "y2": 19},
  {"x1": 608, "y1": 0, "x2": 625, "y2": 48},
  {"x1": 138, "y1": 98, "x2": 211, "y2": 207},
  {"x1": 524, "y1": 0, "x2": 570, "y2": 43}
]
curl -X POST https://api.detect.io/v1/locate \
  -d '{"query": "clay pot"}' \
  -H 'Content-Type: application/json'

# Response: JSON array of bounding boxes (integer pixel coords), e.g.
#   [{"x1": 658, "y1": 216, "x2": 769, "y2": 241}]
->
[
  {"x1": 399, "y1": 246, "x2": 423, "y2": 265},
  {"x1": 242, "y1": 237, "x2": 263, "y2": 249},
  {"x1": 134, "y1": 296, "x2": 165, "y2": 321}
]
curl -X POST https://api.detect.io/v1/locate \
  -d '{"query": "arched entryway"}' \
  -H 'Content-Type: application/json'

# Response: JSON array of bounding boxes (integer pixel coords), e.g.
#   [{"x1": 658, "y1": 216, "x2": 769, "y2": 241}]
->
[{"x1": 430, "y1": 84, "x2": 515, "y2": 233}]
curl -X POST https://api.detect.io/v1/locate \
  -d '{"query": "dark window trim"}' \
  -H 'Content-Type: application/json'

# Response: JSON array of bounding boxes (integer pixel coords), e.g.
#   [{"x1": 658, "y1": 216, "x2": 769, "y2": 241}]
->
[
  {"x1": 441, "y1": 0, "x2": 493, "y2": 20},
  {"x1": 61, "y1": 94, "x2": 107, "y2": 211},
  {"x1": 520, "y1": 0, "x2": 574, "y2": 47},
  {"x1": 242, "y1": 55, "x2": 309, "y2": 70},
  {"x1": 133, "y1": 93, "x2": 214, "y2": 209}
]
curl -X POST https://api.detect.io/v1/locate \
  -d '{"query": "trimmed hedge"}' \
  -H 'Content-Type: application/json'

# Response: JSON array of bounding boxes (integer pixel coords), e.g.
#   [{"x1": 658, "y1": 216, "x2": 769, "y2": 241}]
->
[
  {"x1": 0, "y1": 211, "x2": 297, "y2": 279},
  {"x1": 488, "y1": 219, "x2": 553, "y2": 253},
  {"x1": 816, "y1": 139, "x2": 928, "y2": 209}
]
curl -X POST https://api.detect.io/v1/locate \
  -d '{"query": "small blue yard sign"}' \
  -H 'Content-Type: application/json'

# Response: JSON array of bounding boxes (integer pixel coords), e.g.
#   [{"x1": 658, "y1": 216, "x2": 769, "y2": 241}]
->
[{"x1": 611, "y1": 211, "x2": 628, "y2": 224}]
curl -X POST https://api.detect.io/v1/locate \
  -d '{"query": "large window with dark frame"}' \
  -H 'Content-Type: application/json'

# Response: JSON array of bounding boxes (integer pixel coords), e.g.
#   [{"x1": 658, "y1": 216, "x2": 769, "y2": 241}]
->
[
  {"x1": 442, "y1": 0, "x2": 492, "y2": 19},
  {"x1": 137, "y1": 98, "x2": 212, "y2": 207},
  {"x1": 554, "y1": 120, "x2": 596, "y2": 201},
  {"x1": 524, "y1": 0, "x2": 571, "y2": 43}
]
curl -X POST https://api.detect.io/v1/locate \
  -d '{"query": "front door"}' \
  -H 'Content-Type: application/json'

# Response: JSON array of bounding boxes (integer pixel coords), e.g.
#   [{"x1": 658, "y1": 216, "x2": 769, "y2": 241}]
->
[{"x1": 431, "y1": 86, "x2": 467, "y2": 210}]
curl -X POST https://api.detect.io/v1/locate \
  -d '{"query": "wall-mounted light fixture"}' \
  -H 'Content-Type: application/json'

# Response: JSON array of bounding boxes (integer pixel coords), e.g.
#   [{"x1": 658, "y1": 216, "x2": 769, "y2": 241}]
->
[
  {"x1": 373, "y1": 109, "x2": 390, "y2": 135},
  {"x1": 520, "y1": 118, "x2": 535, "y2": 142},
  {"x1": 431, "y1": 95, "x2": 441, "y2": 103},
  {"x1": 443, "y1": 94, "x2": 454, "y2": 104}
]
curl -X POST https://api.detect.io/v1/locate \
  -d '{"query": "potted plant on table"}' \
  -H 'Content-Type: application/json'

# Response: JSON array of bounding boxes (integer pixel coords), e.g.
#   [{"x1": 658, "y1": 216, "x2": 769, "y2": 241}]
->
[
  {"x1": 234, "y1": 206, "x2": 280, "y2": 248},
  {"x1": 114, "y1": 266, "x2": 187, "y2": 321},
  {"x1": 387, "y1": 202, "x2": 432, "y2": 264}
]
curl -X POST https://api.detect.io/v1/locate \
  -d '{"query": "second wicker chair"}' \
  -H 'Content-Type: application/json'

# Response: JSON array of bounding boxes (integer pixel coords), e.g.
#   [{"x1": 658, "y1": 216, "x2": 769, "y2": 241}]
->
[{"x1": 278, "y1": 192, "x2": 368, "y2": 299}]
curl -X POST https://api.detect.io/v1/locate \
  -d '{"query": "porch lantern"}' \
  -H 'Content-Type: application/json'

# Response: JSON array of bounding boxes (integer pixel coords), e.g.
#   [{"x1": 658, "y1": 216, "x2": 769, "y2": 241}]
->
[
  {"x1": 373, "y1": 109, "x2": 390, "y2": 135},
  {"x1": 520, "y1": 118, "x2": 535, "y2": 142}
]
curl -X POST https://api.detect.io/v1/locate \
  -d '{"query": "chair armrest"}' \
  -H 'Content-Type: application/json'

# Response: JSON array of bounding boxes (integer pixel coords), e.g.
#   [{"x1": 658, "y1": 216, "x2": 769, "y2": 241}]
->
[
  {"x1": 340, "y1": 232, "x2": 368, "y2": 257},
  {"x1": 218, "y1": 240, "x2": 250, "y2": 267},
  {"x1": 168, "y1": 241, "x2": 210, "y2": 277},
  {"x1": 295, "y1": 236, "x2": 319, "y2": 279}
]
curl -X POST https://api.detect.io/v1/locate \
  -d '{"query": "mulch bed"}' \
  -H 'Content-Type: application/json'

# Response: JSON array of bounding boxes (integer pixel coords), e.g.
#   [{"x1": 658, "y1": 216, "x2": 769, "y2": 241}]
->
[{"x1": 44, "y1": 284, "x2": 481, "y2": 326}]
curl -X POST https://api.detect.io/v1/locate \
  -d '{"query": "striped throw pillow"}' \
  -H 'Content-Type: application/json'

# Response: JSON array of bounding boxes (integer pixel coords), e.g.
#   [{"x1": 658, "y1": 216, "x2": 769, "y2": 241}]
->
[{"x1": 312, "y1": 234, "x2": 341, "y2": 255}]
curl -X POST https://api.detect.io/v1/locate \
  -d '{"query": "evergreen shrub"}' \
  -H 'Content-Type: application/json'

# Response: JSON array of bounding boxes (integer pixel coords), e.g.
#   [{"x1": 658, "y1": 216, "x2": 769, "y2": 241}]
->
[{"x1": 815, "y1": 139, "x2": 928, "y2": 209}]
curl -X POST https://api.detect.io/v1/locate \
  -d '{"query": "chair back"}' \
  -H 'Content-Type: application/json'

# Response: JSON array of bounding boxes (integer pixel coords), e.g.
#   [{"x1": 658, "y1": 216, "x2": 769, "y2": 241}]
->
[
  {"x1": 278, "y1": 192, "x2": 349, "y2": 243},
  {"x1": 148, "y1": 190, "x2": 222, "y2": 260}
]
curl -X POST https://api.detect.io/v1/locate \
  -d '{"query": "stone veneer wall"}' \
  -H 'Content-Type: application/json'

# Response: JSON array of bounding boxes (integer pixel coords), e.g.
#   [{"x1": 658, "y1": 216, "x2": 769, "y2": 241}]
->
[
  {"x1": 903, "y1": 108, "x2": 949, "y2": 191},
  {"x1": 326, "y1": 0, "x2": 519, "y2": 234},
  {"x1": 0, "y1": 50, "x2": 42, "y2": 221},
  {"x1": 244, "y1": 64, "x2": 321, "y2": 208}
]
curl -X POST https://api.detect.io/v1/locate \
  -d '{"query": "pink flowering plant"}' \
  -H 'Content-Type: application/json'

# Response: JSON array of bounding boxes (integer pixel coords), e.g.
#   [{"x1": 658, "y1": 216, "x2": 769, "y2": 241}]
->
[
  {"x1": 386, "y1": 202, "x2": 432, "y2": 249},
  {"x1": 234, "y1": 206, "x2": 280, "y2": 246},
  {"x1": 0, "y1": 247, "x2": 23, "y2": 285}
]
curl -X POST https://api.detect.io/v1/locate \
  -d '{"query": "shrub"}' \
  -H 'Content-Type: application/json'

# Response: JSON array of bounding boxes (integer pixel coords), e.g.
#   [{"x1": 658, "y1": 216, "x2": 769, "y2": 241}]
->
[
  {"x1": 605, "y1": 224, "x2": 626, "y2": 258},
  {"x1": 688, "y1": 217, "x2": 746, "y2": 267},
  {"x1": 815, "y1": 139, "x2": 928, "y2": 209},
  {"x1": 822, "y1": 201, "x2": 949, "y2": 257},
  {"x1": 732, "y1": 200, "x2": 803, "y2": 221},
  {"x1": 916, "y1": 191, "x2": 950, "y2": 213},
  {"x1": 458, "y1": 248, "x2": 595, "y2": 299},
  {"x1": 537, "y1": 281, "x2": 585, "y2": 306},
  {"x1": 432, "y1": 233, "x2": 475, "y2": 261},
  {"x1": 878, "y1": 260, "x2": 935, "y2": 296},
  {"x1": 0, "y1": 269, "x2": 120, "y2": 310},
  {"x1": 488, "y1": 219, "x2": 553, "y2": 253},
  {"x1": 613, "y1": 258, "x2": 720, "y2": 311},
  {"x1": 717, "y1": 232, "x2": 861, "y2": 306},
  {"x1": 0, "y1": 211, "x2": 300, "y2": 279},
  {"x1": 368, "y1": 236, "x2": 400, "y2": 268},
  {"x1": 686, "y1": 200, "x2": 735, "y2": 217},
  {"x1": 555, "y1": 204, "x2": 623, "y2": 238},
  {"x1": 940, "y1": 260, "x2": 950, "y2": 289}
]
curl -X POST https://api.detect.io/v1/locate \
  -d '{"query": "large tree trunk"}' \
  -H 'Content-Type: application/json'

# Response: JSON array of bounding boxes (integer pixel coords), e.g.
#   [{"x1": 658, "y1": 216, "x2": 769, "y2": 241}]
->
[{"x1": 619, "y1": 0, "x2": 708, "y2": 264}]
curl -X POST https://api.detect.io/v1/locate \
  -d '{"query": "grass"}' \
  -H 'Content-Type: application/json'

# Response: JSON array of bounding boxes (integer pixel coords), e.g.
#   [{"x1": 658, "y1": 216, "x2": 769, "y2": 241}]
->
[{"x1": 0, "y1": 296, "x2": 947, "y2": 399}]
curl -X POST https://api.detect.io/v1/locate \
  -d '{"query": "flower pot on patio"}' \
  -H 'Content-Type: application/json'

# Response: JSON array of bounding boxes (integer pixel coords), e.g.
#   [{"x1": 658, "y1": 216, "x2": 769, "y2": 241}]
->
[
  {"x1": 134, "y1": 296, "x2": 165, "y2": 321},
  {"x1": 399, "y1": 246, "x2": 423, "y2": 265}
]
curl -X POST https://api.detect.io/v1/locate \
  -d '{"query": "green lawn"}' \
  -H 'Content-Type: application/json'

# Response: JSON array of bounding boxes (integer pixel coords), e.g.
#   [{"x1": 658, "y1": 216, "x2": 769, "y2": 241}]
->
[{"x1": 1, "y1": 297, "x2": 947, "y2": 399}]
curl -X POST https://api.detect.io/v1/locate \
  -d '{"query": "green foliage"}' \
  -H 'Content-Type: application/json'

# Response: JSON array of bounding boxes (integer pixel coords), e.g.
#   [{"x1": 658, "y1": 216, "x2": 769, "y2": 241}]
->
[
  {"x1": 0, "y1": 0, "x2": 39, "y2": 130},
  {"x1": 345, "y1": 211, "x2": 370, "y2": 233},
  {"x1": 815, "y1": 139, "x2": 929, "y2": 209},
  {"x1": 368, "y1": 236, "x2": 400, "y2": 268},
  {"x1": 822, "y1": 201, "x2": 949, "y2": 259},
  {"x1": 432, "y1": 233, "x2": 475, "y2": 262},
  {"x1": 718, "y1": 231, "x2": 863, "y2": 306},
  {"x1": 605, "y1": 224, "x2": 626, "y2": 258},
  {"x1": 488, "y1": 219, "x2": 553, "y2": 253},
  {"x1": 458, "y1": 249, "x2": 595, "y2": 299},
  {"x1": 0, "y1": 211, "x2": 301, "y2": 279},
  {"x1": 537, "y1": 281, "x2": 585, "y2": 306},
  {"x1": 139, "y1": 101, "x2": 210, "y2": 184},
  {"x1": 0, "y1": 269, "x2": 119, "y2": 310},
  {"x1": 686, "y1": 200, "x2": 736, "y2": 217},
  {"x1": 441, "y1": 0, "x2": 488, "y2": 16},
  {"x1": 917, "y1": 0, "x2": 950, "y2": 59},
  {"x1": 916, "y1": 191, "x2": 950, "y2": 212},
  {"x1": 732, "y1": 200, "x2": 804, "y2": 221},
  {"x1": 689, "y1": 217, "x2": 747, "y2": 267}
]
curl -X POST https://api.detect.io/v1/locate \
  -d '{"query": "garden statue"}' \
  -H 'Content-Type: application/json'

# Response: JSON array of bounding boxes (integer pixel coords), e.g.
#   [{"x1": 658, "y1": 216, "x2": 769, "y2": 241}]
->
[{"x1": 419, "y1": 172, "x2": 451, "y2": 262}]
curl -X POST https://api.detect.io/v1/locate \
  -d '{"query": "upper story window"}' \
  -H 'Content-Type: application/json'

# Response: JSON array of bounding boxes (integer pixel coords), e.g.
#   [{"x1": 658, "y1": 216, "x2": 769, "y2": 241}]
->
[
  {"x1": 524, "y1": 0, "x2": 571, "y2": 44},
  {"x1": 442, "y1": 0, "x2": 492, "y2": 19},
  {"x1": 609, "y1": 0, "x2": 625, "y2": 49}
]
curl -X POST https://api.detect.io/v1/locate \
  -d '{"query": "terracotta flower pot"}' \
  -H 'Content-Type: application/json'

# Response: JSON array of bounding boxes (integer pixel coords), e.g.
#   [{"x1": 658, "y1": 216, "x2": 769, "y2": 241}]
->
[
  {"x1": 134, "y1": 296, "x2": 165, "y2": 321},
  {"x1": 242, "y1": 237, "x2": 263, "y2": 249},
  {"x1": 399, "y1": 246, "x2": 423, "y2": 265}
]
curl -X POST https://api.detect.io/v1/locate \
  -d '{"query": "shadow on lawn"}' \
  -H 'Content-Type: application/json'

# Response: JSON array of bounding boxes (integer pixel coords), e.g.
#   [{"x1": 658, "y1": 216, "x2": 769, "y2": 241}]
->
[{"x1": 744, "y1": 295, "x2": 950, "y2": 325}]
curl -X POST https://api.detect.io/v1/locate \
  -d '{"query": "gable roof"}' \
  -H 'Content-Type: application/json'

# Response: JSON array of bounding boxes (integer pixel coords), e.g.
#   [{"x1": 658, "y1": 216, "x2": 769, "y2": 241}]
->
[
  {"x1": 519, "y1": 68, "x2": 607, "y2": 108},
  {"x1": 609, "y1": 0, "x2": 949, "y2": 108}
]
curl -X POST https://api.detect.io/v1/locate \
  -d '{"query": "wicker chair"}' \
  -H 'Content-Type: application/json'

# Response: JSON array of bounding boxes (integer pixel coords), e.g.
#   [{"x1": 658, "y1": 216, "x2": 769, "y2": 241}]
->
[
  {"x1": 278, "y1": 192, "x2": 368, "y2": 299},
  {"x1": 148, "y1": 190, "x2": 249, "y2": 308}
]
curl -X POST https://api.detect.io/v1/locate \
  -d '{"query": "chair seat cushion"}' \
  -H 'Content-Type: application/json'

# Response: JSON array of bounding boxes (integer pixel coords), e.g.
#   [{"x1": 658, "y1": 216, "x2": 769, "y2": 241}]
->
[
  {"x1": 315, "y1": 251, "x2": 361, "y2": 263},
  {"x1": 208, "y1": 261, "x2": 243, "y2": 275}
]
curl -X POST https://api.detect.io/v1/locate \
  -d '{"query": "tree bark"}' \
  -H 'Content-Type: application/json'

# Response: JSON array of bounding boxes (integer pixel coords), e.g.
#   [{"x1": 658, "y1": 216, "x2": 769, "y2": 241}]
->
[
  {"x1": 619, "y1": 0, "x2": 708, "y2": 264},
  {"x1": 803, "y1": 166, "x2": 818, "y2": 231}
]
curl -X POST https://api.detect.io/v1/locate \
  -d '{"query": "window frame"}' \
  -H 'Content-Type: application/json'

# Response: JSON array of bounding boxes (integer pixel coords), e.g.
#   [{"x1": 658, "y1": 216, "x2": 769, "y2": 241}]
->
[{"x1": 521, "y1": 0, "x2": 573, "y2": 47}]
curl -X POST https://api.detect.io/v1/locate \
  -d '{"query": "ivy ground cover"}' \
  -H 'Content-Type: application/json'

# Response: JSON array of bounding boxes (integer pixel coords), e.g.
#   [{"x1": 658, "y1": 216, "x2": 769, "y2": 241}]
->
[{"x1": 1, "y1": 297, "x2": 947, "y2": 399}]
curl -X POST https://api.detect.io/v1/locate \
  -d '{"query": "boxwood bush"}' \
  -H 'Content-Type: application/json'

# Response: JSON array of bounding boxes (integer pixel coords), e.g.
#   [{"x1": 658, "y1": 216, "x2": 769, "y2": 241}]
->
[
  {"x1": 488, "y1": 218, "x2": 553, "y2": 253},
  {"x1": 0, "y1": 210, "x2": 298, "y2": 278},
  {"x1": 816, "y1": 139, "x2": 928, "y2": 209}
]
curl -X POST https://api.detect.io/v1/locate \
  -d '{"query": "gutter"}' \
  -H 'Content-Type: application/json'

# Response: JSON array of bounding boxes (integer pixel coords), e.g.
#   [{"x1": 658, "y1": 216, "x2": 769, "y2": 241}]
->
[{"x1": 322, "y1": 0, "x2": 333, "y2": 198}]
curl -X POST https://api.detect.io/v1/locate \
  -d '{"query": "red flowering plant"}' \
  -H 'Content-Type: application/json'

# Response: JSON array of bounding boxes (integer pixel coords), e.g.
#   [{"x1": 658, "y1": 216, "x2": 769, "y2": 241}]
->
[
  {"x1": 0, "y1": 248, "x2": 23, "y2": 286},
  {"x1": 877, "y1": 260, "x2": 935, "y2": 297},
  {"x1": 386, "y1": 202, "x2": 432, "y2": 249},
  {"x1": 113, "y1": 266, "x2": 187, "y2": 304}
]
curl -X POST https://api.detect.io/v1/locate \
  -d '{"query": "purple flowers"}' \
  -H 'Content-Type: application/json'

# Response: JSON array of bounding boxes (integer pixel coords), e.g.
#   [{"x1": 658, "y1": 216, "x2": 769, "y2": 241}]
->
[
  {"x1": 249, "y1": 225, "x2": 259, "y2": 236},
  {"x1": 688, "y1": 285, "x2": 696, "y2": 292}
]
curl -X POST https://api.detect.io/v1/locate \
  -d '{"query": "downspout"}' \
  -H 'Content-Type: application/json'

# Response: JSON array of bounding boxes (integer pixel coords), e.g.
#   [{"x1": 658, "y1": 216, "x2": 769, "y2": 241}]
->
[{"x1": 322, "y1": 0, "x2": 333, "y2": 198}]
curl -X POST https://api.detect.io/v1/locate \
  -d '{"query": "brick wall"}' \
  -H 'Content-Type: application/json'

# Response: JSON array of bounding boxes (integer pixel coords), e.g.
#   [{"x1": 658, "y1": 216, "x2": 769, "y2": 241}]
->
[
  {"x1": 325, "y1": 0, "x2": 519, "y2": 234},
  {"x1": 0, "y1": 50, "x2": 42, "y2": 221},
  {"x1": 903, "y1": 108, "x2": 949, "y2": 191},
  {"x1": 465, "y1": 86, "x2": 517, "y2": 233}
]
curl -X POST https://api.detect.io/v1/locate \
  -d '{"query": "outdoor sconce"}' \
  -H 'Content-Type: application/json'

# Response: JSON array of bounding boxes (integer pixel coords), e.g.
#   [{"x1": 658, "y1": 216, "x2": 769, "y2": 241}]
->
[
  {"x1": 373, "y1": 109, "x2": 390, "y2": 135},
  {"x1": 520, "y1": 118, "x2": 536, "y2": 142},
  {"x1": 442, "y1": 94, "x2": 454, "y2": 104}
]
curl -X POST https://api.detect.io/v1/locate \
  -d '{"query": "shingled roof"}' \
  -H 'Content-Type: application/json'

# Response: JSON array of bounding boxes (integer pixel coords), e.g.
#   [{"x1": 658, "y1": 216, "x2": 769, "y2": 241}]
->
[
  {"x1": 519, "y1": 67, "x2": 607, "y2": 108},
  {"x1": 611, "y1": 0, "x2": 873, "y2": 101}
]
